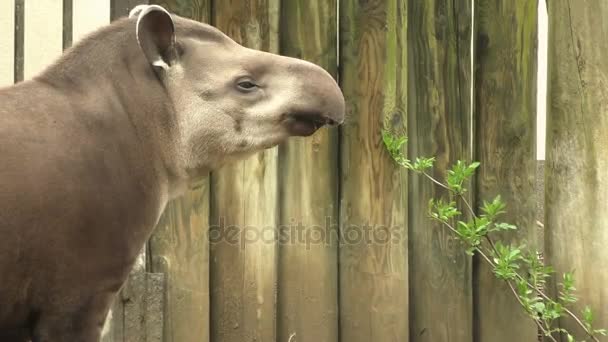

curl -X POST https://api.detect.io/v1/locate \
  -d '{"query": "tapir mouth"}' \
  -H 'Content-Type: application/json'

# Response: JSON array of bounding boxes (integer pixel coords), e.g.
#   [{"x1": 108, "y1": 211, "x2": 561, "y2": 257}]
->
[{"x1": 284, "y1": 112, "x2": 338, "y2": 137}]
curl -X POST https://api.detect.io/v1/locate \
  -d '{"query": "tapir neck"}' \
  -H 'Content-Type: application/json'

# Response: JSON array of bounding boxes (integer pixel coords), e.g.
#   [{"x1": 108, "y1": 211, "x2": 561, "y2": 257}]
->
[{"x1": 36, "y1": 18, "x2": 187, "y2": 204}]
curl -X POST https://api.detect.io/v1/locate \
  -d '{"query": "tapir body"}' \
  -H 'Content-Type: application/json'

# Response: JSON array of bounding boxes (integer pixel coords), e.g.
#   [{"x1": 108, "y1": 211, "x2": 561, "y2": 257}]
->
[{"x1": 0, "y1": 6, "x2": 344, "y2": 341}]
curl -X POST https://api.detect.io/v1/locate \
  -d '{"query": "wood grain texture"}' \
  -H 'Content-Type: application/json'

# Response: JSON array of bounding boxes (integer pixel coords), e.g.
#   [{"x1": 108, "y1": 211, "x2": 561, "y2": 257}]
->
[
  {"x1": 122, "y1": 250, "x2": 148, "y2": 342},
  {"x1": 62, "y1": 0, "x2": 72, "y2": 49},
  {"x1": 546, "y1": 0, "x2": 608, "y2": 339},
  {"x1": 339, "y1": 1, "x2": 408, "y2": 341},
  {"x1": 14, "y1": 0, "x2": 24, "y2": 83},
  {"x1": 147, "y1": 2, "x2": 211, "y2": 342},
  {"x1": 277, "y1": 1, "x2": 339, "y2": 342},
  {"x1": 150, "y1": 187, "x2": 211, "y2": 342},
  {"x1": 145, "y1": 273, "x2": 166, "y2": 342},
  {"x1": 0, "y1": 0, "x2": 15, "y2": 86},
  {"x1": 210, "y1": 2, "x2": 279, "y2": 342},
  {"x1": 474, "y1": 2, "x2": 538, "y2": 341},
  {"x1": 407, "y1": 1, "x2": 473, "y2": 341}
]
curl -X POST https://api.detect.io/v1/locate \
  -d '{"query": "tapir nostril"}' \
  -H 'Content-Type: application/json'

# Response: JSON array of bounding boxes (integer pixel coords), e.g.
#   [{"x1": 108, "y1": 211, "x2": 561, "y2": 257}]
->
[{"x1": 284, "y1": 58, "x2": 345, "y2": 129}]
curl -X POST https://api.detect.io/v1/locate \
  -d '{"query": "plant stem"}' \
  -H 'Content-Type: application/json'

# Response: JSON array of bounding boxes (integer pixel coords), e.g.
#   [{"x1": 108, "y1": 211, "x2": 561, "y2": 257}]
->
[
  {"x1": 514, "y1": 272, "x2": 600, "y2": 342},
  {"x1": 475, "y1": 248, "x2": 558, "y2": 342},
  {"x1": 421, "y1": 172, "x2": 602, "y2": 342},
  {"x1": 421, "y1": 171, "x2": 452, "y2": 191}
]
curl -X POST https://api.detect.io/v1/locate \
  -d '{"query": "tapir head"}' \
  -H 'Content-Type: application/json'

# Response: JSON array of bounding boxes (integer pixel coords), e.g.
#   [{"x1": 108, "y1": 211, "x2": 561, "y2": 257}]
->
[{"x1": 130, "y1": 5, "x2": 345, "y2": 178}]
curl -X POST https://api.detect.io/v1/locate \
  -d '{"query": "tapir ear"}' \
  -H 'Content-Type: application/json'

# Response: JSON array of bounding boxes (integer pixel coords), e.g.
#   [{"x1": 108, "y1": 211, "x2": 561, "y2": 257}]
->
[{"x1": 134, "y1": 5, "x2": 177, "y2": 71}]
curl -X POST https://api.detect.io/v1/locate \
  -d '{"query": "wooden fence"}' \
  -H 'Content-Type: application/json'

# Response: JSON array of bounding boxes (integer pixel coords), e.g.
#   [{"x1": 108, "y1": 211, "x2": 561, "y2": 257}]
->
[{"x1": 0, "y1": 0, "x2": 606, "y2": 341}]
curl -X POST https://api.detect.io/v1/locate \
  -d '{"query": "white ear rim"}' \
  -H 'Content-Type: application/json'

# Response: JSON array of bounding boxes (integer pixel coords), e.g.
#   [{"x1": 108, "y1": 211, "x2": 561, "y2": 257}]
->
[{"x1": 134, "y1": 5, "x2": 175, "y2": 70}]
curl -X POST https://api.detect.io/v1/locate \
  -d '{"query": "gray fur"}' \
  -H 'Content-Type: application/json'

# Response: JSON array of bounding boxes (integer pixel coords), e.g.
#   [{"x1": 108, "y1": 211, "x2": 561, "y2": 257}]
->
[{"x1": 0, "y1": 8, "x2": 344, "y2": 341}]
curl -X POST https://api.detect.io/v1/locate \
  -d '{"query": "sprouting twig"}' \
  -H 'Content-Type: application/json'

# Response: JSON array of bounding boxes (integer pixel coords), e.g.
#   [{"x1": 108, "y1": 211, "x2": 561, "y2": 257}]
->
[{"x1": 425, "y1": 171, "x2": 601, "y2": 342}]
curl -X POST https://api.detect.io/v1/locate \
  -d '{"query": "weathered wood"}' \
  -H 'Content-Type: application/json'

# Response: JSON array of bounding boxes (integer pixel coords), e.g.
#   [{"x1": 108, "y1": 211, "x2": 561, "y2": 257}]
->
[
  {"x1": 14, "y1": 0, "x2": 24, "y2": 83},
  {"x1": 102, "y1": 248, "x2": 165, "y2": 342},
  {"x1": 149, "y1": 187, "x2": 211, "y2": 342},
  {"x1": 23, "y1": 0, "x2": 63, "y2": 80},
  {"x1": 210, "y1": 2, "x2": 279, "y2": 342},
  {"x1": 147, "y1": 2, "x2": 211, "y2": 342},
  {"x1": 145, "y1": 273, "x2": 165, "y2": 342},
  {"x1": 101, "y1": 298, "x2": 124, "y2": 342},
  {"x1": 407, "y1": 0, "x2": 473, "y2": 341},
  {"x1": 277, "y1": 1, "x2": 339, "y2": 342},
  {"x1": 62, "y1": 0, "x2": 72, "y2": 49},
  {"x1": 0, "y1": 0, "x2": 15, "y2": 86},
  {"x1": 474, "y1": 1, "x2": 538, "y2": 341},
  {"x1": 338, "y1": 1, "x2": 408, "y2": 342},
  {"x1": 546, "y1": 0, "x2": 608, "y2": 338},
  {"x1": 123, "y1": 250, "x2": 148, "y2": 342}
]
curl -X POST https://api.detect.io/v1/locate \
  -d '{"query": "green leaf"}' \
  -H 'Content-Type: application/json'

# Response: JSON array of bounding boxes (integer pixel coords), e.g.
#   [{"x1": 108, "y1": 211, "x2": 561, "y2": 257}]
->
[
  {"x1": 381, "y1": 130, "x2": 411, "y2": 168},
  {"x1": 480, "y1": 195, "x2": 507, "y2": 221},
  {"x1": 492, "y1": 242, "x2": 523, "y2": 280},
  {"x1": 454, "y1": 220, "x2": 482, "y2": 248},
  {"x1": 559, "y1": 272, "x2": 578, "y2": 304},
  {"x1": 532, "y1": 302, "x2": 545, "y2": 314},
  {"x1": 594, "y1": 329, "x2": 607, "y2": 336},
  {"x1": 493, "y1": 222, "x2": 517, "y2": 231},
  {"x1": 428, "y1": 199, "x2": 461, "y2": 222},
  {"x1": 583, "y1": 306, "x2": 594, "y2": 328},
  {"x1": 445, "y1": 160, "x2": 480, "y2": 194},
  {"x1": 412, "y1": 157, "x2": 435, "y2": 172}
]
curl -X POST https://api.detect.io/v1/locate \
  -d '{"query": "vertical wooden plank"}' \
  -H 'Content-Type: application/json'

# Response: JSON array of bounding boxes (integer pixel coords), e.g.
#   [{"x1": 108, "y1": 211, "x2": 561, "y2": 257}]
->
[
  {"x1": 210, "y1": 2, "x2": 279, "y2": 342},
  {"x1": 145, "y1": 273, "x2": 166, "y2": 342},
  {"x1": 546, "y1": 0, "x2": 608, "y2": 338},
  {"x1": 407, "y1": 1, "x2": 473, "y2": 341},
  {"x1": 474, "y1": 2, "x2": 538, "y2": 341},
  {"x1": 14, "y1": 0, "x2": 24, "y2": 83},
  {"x1": 146, "y1": 2, "x2": 212, "y2": 342},
  {"x1": 123, "y1": 249, "x2": 148, "y2": 342},
  {"x1": 62, "y1": 0, "x2": 72, "y2": 49},
  {"x1": 277, "y1": 1, "x2": 338, "y2": 342},
  {"x1": 0, "y1": 0, "x2": 15, "y2": 86},
  {"x1": 339, "y1": 1, "x2": 408, "y2": 342},
  {"x1": 473, "y1": 1, "x2": 539, "y2": 341},
  {"x1": 23, "y1": 0, "x2": 63, "y2": 80},
  {"x1": 72, "y1": 0, "x2": 111, "y2": 43},
  {"x1": 149, "y1": 187, "x2": 211, "y2": 342}
]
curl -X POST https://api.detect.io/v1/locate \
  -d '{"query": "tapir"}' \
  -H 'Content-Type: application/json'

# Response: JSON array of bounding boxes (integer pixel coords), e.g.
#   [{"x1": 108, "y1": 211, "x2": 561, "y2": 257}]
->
[{"x1": 0, "y1": 5, "x2": 344, "y2": 341}]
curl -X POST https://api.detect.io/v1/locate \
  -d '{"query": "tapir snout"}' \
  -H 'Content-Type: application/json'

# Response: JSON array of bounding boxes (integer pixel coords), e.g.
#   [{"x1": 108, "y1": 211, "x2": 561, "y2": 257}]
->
[{"x1": 275, "y1": 56, "x2": 346, "y2": 136}]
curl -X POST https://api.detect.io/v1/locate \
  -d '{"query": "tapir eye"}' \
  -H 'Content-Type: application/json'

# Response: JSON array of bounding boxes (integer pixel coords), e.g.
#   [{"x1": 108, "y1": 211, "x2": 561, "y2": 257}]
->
[{"x1": 236, "y1": 80, "x2": 258, "y2": 92}]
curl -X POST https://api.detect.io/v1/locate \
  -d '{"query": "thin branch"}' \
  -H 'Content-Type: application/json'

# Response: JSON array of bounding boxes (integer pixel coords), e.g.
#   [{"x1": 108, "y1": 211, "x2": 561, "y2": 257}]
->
[
  {"x1": 476, "y1": 249, "x2": 558, "y2": 342},
  {"x1": 413, "y1": 158, "x2": 602, "y2": 342},
  {"x1": 513, "y1": 272, "x2": 601, "y2": 342},
  {"x1": 422, "y1": 171, "x2": 451, "y2": 191},
  {"x1": 434, "y1": 202, "x2": 601, "y2": 342}
]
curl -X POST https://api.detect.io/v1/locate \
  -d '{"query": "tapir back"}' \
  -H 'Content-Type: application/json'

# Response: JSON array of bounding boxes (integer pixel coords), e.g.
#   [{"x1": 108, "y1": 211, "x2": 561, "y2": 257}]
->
[{"x1": 0, "y1": 77, "x2": 162, "y2": 336}]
